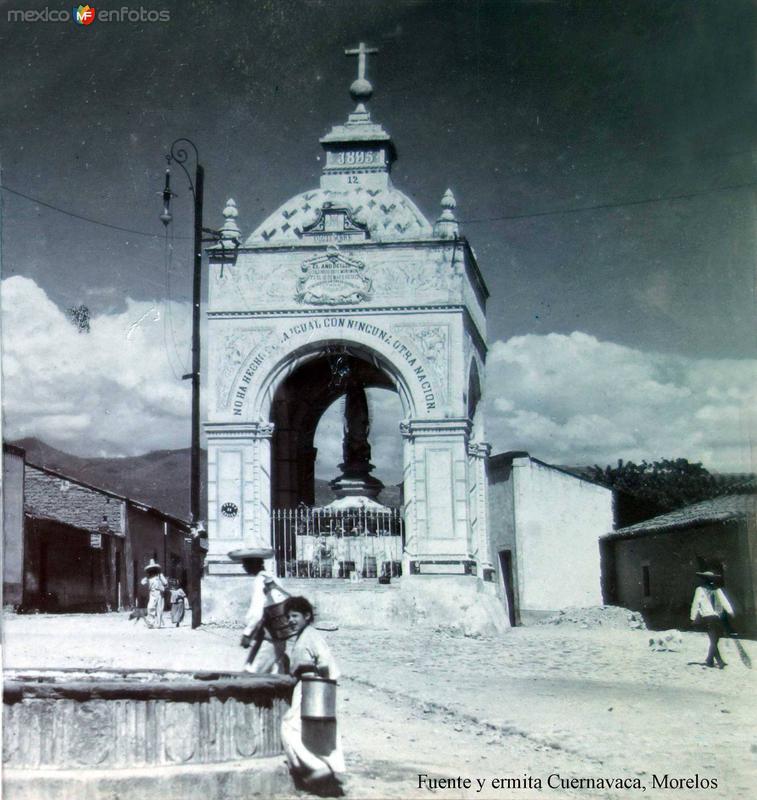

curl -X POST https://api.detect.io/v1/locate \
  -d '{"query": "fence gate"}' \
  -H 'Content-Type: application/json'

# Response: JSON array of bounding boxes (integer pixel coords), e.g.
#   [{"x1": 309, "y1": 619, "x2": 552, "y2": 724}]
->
[{"x1": 271, "y1": 507, "x2": 404, "y2": 579}]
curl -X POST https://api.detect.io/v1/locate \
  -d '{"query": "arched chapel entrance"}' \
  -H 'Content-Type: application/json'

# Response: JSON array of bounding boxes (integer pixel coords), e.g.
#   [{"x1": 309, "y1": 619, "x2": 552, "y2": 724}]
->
[
  {"x1": 269, "y1": 346, "x2": 398, "y2": 509},
  {"x1": 201, "y1": 47, "x2": 501, "y2": 630},
  {"x1": 267, "y1": 345, "x2": 407, "y2": 581}
]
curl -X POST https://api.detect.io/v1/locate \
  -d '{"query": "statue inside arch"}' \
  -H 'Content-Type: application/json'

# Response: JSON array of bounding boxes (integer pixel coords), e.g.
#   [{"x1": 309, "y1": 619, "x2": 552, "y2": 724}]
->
[
  {"x1": 342, "y1": 383, "x2": 372, "y2": 468},
  {"x1": 329, "y1": 379, "x2": 384, "y2": 502}
]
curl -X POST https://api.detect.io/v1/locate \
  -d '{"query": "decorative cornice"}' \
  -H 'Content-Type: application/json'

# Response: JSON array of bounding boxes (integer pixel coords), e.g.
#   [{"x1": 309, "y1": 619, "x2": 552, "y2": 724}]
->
[
  {"x1": 205, "y1": 421, "x2": 275, "y2": 440},
  {"x1": 467, "y1": 442, "x2": 492, "y2": 459},
  {"x1": 400, "y1": 418, "x2": 472, "y2": 439},
  {"x1": 207, "y1": 237, "x2": 462, "y2": 258},
  {"x1": 207, "y1": 304, "x2": 469, "y2": 319}
]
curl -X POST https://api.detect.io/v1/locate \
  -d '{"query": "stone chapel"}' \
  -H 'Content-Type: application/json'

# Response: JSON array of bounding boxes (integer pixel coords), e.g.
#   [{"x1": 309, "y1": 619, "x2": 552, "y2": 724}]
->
[{"x1": 202, "y1": 45, "x2": 505, "y2": 630}]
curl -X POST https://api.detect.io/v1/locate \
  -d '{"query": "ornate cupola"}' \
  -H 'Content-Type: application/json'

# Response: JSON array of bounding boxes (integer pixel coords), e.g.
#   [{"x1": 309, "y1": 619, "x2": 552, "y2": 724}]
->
[{"x1": 247, "y1": 42, "x2": 431, "y2": 245}]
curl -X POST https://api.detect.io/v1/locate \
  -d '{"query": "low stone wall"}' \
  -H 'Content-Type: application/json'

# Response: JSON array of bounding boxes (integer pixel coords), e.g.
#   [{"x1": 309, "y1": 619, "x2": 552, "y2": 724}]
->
[
  {"x1": 203, "y1": 575, "x2": 509, "y2": 636},
  {"x1": 3, "y1": 669, "x2": 295, "y2": 800}
]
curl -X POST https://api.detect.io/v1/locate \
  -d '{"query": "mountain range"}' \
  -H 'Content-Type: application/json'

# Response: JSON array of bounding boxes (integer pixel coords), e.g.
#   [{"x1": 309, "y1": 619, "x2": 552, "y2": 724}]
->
[{"x1": 11, "y1": 437, "x2": 400, "y2": 519}]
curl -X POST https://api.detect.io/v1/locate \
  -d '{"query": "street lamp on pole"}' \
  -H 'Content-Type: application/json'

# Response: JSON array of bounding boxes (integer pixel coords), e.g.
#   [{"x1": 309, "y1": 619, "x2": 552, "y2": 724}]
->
[
  {"x1": 159, "y1": 138, "x2": 237, "y2": 627},
  {"x1": 160, "y1": 138, "x2": 205, "y2": 530}
]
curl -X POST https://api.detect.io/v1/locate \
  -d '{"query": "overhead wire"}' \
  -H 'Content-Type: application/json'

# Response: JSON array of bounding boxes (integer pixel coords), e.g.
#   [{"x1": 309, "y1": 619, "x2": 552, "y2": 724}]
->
[
  {"x1": 2, "y1": 176, "x2": 756, "y2": 239},
  {"x1": 458, "y1": 179, "x2": 757, "y2": 225},
  {"x1": 0, "y1": 183, "x2": 189, "y2": 239}
]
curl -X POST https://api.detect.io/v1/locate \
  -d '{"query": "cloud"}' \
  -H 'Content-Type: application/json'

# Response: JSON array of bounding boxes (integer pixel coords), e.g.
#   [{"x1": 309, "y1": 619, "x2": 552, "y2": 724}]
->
[
  {"x1": 3, "y1": 278, "x2": 754, "y2": 474},
  {"x1": 318, "y1": 334, "x2": 755, "y2": 477},
  {"x1": 485, "y1": 332, "x2": 756, "y2": 471},
  {"x1": 2, "y1": 276, "x2": 192, "y2": 456}
]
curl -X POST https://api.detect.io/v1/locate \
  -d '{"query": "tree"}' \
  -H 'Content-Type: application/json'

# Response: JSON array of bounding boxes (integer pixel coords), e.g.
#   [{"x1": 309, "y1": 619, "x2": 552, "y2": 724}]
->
[
  {"x1": 66, "y1": 304, "x2": 90, "y2": 333},
  {"x1": 590, "y1": 458, "x2": 718, "y2": 513}
]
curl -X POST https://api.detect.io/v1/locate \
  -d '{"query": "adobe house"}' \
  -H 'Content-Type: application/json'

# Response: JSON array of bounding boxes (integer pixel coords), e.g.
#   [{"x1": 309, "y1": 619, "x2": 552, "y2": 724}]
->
[
  {"x1": 21, "y1": 461, "x2": 126, "y2": 612},
  {"x1": 2, "y1": 444, "x2": 196, "y2": 613},
  {"x1": 600, "y1": 493, "x2": 757, "y2": 635},
  {"x1": 487, "y1": 452, "x2": 614, "y2": 624}
]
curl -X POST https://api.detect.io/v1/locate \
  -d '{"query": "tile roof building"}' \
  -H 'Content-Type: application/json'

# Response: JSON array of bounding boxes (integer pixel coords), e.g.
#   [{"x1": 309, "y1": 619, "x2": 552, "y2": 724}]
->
[
  {"x1": 604, "y1": 494, "x2": 754, "y2": 537},
  {"x1": 3, "y1": 444, "x2": 200, "y2": 616},
  {"x1": 601, "y1": 494, "x2": 756, "y2": 634}
]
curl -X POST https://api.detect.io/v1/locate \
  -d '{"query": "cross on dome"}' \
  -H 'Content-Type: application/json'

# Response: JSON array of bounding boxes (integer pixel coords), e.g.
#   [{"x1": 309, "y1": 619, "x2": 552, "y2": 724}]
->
[{"x1": 345, "y1": 41, "x2": 378, "y2": 104}]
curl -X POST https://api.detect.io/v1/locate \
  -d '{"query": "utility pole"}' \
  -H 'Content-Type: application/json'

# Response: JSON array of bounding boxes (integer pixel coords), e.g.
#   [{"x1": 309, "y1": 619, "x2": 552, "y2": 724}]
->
[{"x1": 159, "y1": 138, "x2": 224, "y2": 628}]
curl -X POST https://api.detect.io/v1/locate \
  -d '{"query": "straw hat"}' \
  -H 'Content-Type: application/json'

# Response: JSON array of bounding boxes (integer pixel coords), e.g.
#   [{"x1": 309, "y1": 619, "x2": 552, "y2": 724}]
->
[
  {"x1": 144, "y1": 558, "x2": 162, "y2": 573},
  {"x1": 696, "y1": 570, "x2": 721, "y2": 579},
  {"x1": 228, "y1": 548, "x2": 274, "y2": 562}
]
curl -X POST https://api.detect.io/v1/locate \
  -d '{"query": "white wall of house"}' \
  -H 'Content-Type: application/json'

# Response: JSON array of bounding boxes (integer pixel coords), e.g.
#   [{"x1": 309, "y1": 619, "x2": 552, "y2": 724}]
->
[
  {"x1": 512, "y1": 457, "x2": 611, "y2": 611},
  {"x1": 2, "y1": 446, "x2": 26, "y2": 605},
  {"x1": 488, "y1": 454, "x2": 613, "y2": 615}
]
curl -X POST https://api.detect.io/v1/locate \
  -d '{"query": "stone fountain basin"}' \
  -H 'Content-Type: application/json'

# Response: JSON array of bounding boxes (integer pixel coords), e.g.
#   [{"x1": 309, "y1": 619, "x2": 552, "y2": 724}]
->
[{"x1": 3, "y1": 669, "x2": 295, "y2": 771}]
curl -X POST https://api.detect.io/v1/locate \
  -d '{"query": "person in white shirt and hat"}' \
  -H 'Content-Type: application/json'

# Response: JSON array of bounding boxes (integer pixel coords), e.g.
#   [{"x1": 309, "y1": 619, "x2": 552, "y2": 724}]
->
[
  {"x1": 690, "y1": 571, "x2": 735, "y2": 668},
  {"x1": 140, "y1": 559, "x2": 168, "y2": 629},
  {"x1": 228, "y1": 547, "x2": 290, "y2": 673}
]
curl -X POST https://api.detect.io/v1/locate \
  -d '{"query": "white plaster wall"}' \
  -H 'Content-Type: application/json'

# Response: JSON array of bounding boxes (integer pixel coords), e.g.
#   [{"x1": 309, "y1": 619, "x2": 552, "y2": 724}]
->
[
  {"x1": 208, "y1": 241, "x2": 483, "y2": 330},
  {"x1": 206, "y1": 310, "x2": 466, "y2": 422},
  {"x1": 512, "y1": 458, "x2": 612, "y2": 611},
  {"x1": 486, "y1": 459, "x2": 518, "y2": 621},
  {"x1": 2, "y1": 449, "x2": 25, "y2": 604}
]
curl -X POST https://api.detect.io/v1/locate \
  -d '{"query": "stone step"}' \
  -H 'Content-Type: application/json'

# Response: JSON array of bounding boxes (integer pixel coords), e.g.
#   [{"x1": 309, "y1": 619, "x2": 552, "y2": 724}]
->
[
  {"x1": 203, "y1": 574, "x2": 508, "y2": 635},
  {"x1": 282, "y1": 578, "x2": 401, "y2": 628},
  {"x1": 284, "y1": 578, "x2": 401, "y2": 594}
]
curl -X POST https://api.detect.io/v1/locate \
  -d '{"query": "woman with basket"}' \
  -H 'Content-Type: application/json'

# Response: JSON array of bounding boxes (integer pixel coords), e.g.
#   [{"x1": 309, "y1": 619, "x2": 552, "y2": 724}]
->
[{"x1": 228, "y1": 548, "x2": 290, "y2": 673}]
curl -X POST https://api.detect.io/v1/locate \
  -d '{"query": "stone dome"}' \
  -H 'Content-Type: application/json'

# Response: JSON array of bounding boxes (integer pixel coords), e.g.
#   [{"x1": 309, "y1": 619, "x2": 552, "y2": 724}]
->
[{"x1": 246, "y1": 186, "x2": 433, "y2": 245}]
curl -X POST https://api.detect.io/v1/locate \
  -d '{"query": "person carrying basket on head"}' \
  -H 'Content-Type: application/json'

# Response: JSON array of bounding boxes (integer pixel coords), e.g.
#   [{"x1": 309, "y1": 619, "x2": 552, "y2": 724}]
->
[{"x1": 228, "y1": 548, "x2": 291, "y2": 673}]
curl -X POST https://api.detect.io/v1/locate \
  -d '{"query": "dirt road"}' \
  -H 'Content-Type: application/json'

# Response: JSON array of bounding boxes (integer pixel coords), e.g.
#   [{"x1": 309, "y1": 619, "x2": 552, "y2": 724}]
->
[{"x1": 3, "y1": 613, "x2": 755, "y2": 799}]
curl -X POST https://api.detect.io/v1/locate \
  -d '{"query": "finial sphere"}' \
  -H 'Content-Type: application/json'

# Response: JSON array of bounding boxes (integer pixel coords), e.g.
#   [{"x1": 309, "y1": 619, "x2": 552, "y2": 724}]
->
[
  {"x1": 441, "y1": 189, "x2": 457, "y2": 210},
  {"x1": 350, "y1": 78, "x2": 373, "y2": 103}
]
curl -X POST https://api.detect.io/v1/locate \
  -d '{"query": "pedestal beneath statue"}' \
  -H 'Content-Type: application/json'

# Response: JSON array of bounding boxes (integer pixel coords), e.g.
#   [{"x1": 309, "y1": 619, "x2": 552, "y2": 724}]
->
[
  {"x1": 329, "y1": 382, "x2": 384, "y2": 501},
  {"x1": 329, "y1": 469, "x2": 384, "y2": 501}
]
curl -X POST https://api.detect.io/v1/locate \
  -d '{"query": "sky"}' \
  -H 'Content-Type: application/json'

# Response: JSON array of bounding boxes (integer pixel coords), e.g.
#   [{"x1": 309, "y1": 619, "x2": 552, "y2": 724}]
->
[{"x1": 1, "y1": 0, "x2": 755, "y2": 481}]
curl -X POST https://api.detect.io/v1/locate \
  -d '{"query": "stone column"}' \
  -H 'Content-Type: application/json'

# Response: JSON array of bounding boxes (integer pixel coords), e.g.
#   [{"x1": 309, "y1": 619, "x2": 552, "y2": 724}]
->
[
  {"x1": 205, "y1": 421, "x2": 274, "y2": 575},
  {"x1": 467, "y1": 441, "x2": 494, "y2": 581},
  {"x1": 400, "y1": 418, "x2": 476, "y2": 575}
]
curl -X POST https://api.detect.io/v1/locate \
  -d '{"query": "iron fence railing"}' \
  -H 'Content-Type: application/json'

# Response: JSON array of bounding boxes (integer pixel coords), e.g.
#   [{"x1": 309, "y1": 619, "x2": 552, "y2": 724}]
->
[{"x1": 271, "y1": 507, "x2": 404, "y2": 579}]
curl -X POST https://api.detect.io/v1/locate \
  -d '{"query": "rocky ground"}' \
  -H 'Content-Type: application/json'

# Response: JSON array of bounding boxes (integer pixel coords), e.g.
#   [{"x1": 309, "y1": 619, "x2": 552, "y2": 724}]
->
[{"x1": 3, "y1": 611, "x2": 756, "y2": 799}]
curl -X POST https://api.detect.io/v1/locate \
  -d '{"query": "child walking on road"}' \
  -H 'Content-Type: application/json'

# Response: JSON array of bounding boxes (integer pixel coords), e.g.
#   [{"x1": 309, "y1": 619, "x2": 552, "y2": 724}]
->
[{"x1": 169, "y1": 580, "x2": 188, "y2": 627}]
